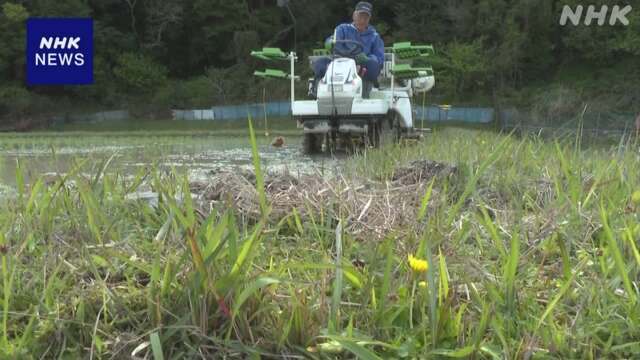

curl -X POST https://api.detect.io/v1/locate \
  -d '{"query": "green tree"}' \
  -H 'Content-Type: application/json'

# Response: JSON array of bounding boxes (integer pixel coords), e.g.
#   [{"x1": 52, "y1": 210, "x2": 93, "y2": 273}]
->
[
  {"x1": 558, "y1": 0, "x2": 636, "y2": 62},
  {"x1": 431, "y1": 39, "x2": 490, "y2": 97},
  {"x1": 188, "y1": 1, "x2": 249, "y2": 67},
  {"x1": 0, "y1": 2, "x2": 29, "y2": 83},
  {"x1": 113, "y1": 53, "x2": 168, "y2": 93},
  {"x1": 26, "y1": 0, "x2": 90, "y2": 17}
]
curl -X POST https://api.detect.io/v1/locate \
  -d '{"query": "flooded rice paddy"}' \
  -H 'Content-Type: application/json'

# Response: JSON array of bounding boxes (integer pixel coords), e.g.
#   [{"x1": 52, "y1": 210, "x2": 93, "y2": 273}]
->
[{"x1": 0, "y1": 133, "x2": 338, "y2": 198}]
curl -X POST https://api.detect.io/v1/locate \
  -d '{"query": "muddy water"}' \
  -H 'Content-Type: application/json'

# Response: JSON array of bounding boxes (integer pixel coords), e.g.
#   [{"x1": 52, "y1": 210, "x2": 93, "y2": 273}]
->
[{"x1": 0, "y1": 135, "x2": 338, "y2": 198}]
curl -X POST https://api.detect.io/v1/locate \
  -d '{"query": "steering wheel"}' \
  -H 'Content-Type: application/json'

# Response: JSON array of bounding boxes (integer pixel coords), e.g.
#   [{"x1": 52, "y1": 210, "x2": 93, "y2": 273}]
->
[{"x1": 332, "y1": 39, "x2": 364, "y2": 58}]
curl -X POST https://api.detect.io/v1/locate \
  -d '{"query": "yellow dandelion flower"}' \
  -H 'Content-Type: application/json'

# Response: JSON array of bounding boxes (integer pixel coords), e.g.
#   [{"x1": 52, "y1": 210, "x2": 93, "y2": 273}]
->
[
  {"x1": 418, "y1": 281, "x2": 427, "y2": 288},
  {"x1": 408, "y1": 254, "x2": 429, "y2": 273}
]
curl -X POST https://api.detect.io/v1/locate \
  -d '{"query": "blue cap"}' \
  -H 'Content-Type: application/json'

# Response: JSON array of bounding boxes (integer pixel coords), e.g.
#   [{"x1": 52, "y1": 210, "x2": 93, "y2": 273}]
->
[{"x1": 355, "y1": 1, "x2": 373, "y2": 16}]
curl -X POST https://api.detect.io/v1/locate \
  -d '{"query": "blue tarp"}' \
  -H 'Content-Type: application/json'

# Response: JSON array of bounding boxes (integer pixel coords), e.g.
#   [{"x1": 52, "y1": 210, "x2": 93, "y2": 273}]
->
[
  {"x1": 415, "y1": 106, "x2": 494, "y2": 123},
  {"x1": 206, "y1": 102, "x2": 497, "y2": 123},
  {"x1": 213, "y1": 101, "x2": 292, "y2": 120}
]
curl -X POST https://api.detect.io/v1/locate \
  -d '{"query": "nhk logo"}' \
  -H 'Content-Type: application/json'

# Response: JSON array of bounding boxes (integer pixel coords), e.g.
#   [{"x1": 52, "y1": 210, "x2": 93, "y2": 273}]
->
[
  {"x1": 560, "y1": 5, "x2": 633, "y2": 26},
  {"x1": 36, "y1": 37, "x2": 85, "y2": 66},
  {"x1": 27, "y1": 18, "x2": 93, "y2": 85}
]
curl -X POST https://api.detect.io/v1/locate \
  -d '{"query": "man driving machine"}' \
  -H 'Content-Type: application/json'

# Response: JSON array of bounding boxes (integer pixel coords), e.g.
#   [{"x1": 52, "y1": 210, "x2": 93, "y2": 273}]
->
[{"x1": 311, "y1": 1, "x2": 385, "y2": 99}]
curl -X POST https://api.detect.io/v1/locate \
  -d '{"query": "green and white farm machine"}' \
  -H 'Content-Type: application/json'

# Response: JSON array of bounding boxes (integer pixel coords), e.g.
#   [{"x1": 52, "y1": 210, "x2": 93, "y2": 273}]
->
[{"x1": 251, "y1": 40, "x2": 436, "y2": 154}]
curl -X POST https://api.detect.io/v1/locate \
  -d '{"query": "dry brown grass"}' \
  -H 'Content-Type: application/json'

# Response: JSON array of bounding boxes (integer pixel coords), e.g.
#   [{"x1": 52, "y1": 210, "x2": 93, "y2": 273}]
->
[{"x1": 190, "y1": 160, "x2": 458, "y2": 240}]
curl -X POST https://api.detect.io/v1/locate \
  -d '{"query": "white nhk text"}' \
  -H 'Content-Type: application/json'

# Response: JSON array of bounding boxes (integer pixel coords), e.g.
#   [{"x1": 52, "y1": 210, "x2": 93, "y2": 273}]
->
[{"x1": 35, "y1": 37, "x2": 85, "y2": 66}]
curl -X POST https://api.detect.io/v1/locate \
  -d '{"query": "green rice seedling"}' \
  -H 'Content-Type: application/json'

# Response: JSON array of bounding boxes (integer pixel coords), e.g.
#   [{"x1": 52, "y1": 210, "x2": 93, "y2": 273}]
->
[
  {"x1": 420, "y1": 227, "x2": 438, "y2": 348},
  {"x1": 554, "y1": 232, "x2": 572, "y2": 281},
  {"x1": 600, "y1": 202, "x2": 637, "y2": 305},
  {"x1": 375, "y1": 239, "x2": 394, "y2": 325},
  {"x1": 574, "y1": 104, "x2": 588, "y2": 155},
  {"x1": 445, "y1": 135, "x2": 511, "y2": 228},
  {"x1": 478, "y1": 205, "x2": 507, "y2": 259},
  {"x1": 15, "y1": 160, "x2": 24, "y2": 205},
  {"x1": 323, "y1": 335, "x2": 384, "y2": 360},
  {"x1": 228, "y1": 276, "x2": 281, "y2": 341},
  {"x1": 554, "y1": 141, "x2": 582, "y2": 209},
  {"x1": 533, "y1": 259, "x2": 586, "y2": 337},
  {"x1": 471, "y1": 295, "x2": 492, "y2": 356},
  {"x1": 247, "y1": 117, "x2": 269, "y2": 217},
  {"x1": 623, "y1": 223, "x2": 640, "y2": 268},
  {"x1": 283, "y1": 284, "x2": 308, "y2": 347},
  {"x1": 437, "y1": 248, "x2": 449, "y2": 307},
  {"x1": 150, "y1": 331, "x2": 164, "y2": 360},
  {"x1": 0, "y1": 231, "x2": 14, "y2": 356},
  {"x1": 503, "y1": 231, "x2": 520, "y2": 336},
  {"x1": 329, "y1": 220, "x2": 344, "y2": 334}
]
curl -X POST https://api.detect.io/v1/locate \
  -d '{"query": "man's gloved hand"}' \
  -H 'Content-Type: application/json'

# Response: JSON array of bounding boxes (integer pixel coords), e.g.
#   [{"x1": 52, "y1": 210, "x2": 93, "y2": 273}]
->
[{"x1": 355, "y1": 53, "x2": 369, "y2": 65}]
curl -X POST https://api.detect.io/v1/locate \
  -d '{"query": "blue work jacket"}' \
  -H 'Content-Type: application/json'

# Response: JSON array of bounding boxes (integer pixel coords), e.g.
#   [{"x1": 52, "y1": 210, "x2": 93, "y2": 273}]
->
[{"x1": 325, "y1": 23, "x2": 385, "y2": 65}]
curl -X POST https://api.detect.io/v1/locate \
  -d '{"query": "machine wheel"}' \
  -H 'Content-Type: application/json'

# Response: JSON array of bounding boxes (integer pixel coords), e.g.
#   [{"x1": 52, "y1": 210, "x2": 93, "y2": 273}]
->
[
  {"x1": 339, "y1": 133, "x2": 356, "y2": 153},
  {"x1": 373, "y1": 116, "x2": 398, "y2": 148},
  {"x1": 367, "y1": 120, "x2": 379, "y2": 148},
  {"x1": 302, "y1": 133, "x2": 322, "y2": 154},
  {"x1": 326, "y1": 130, "x2": 339, "y2": 154}
]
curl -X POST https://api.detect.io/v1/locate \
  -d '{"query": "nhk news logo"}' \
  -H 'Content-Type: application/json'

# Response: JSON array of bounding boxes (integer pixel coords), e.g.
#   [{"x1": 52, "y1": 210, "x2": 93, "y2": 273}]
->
[
  {"x1": 26, "y1": 18, "x2": 93, "y2": 85},
  {"x1": 560, "y1": 4, "x2": 633, "y2": 26}
]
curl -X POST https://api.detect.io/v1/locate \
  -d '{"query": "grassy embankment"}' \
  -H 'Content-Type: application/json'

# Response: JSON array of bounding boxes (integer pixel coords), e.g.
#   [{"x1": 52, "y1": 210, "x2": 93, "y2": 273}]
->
[{"x1": 0, "y1": 123, "x2": 638, "y2": 358}]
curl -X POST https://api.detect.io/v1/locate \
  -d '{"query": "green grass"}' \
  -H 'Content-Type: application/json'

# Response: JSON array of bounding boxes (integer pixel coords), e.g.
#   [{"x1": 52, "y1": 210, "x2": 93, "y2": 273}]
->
[{"x1": 0, "y1": 127, "x2": 639, "y2": 358}]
